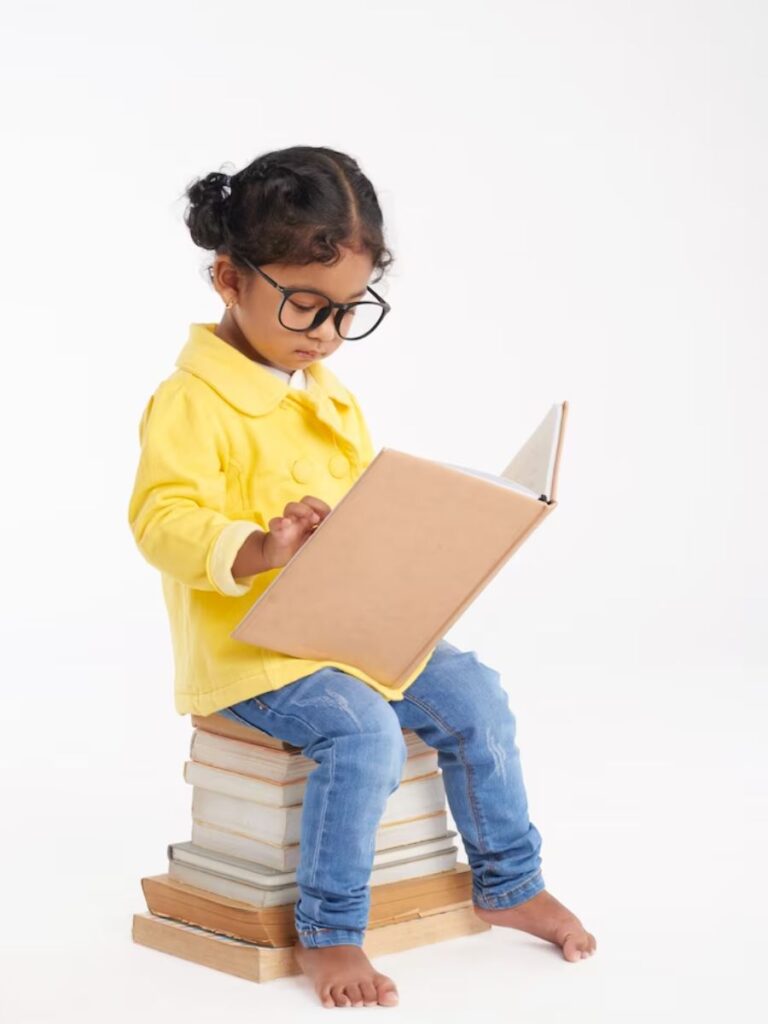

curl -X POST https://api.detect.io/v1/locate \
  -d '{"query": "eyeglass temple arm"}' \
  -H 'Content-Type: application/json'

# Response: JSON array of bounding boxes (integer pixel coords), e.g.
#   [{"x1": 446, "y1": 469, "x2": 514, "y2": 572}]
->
[{"x1": 365, "y1": 284, "x2": 389, "y2": 309}]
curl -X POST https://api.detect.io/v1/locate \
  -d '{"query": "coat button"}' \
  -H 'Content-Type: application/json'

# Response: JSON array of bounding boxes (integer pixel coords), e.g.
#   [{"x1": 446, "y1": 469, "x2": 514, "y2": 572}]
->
[
  {"x1": 291, "y1": 457, "x2": 314, "y2": 484},
  {"x1": 328, "y1": 454, "x2": 350, "y2": 478}
]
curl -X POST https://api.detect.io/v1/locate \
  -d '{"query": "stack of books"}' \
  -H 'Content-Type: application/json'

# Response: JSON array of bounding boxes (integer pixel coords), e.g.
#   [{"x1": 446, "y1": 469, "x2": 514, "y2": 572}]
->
[{"x1": 132, "y1": 711, "x2": 490, "y2": 982}]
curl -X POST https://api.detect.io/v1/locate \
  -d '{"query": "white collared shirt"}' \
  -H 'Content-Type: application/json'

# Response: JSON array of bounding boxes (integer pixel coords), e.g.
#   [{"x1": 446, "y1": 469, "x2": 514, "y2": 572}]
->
[{"x1": 261, "y1": 364, "x2": 308, "y2": 389}]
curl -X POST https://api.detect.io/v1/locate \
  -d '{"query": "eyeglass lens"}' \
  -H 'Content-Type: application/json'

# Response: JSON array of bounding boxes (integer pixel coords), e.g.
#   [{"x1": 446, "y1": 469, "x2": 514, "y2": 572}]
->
[{"x1": 280, "y1": 291, "x2": 385, "y2": 339}]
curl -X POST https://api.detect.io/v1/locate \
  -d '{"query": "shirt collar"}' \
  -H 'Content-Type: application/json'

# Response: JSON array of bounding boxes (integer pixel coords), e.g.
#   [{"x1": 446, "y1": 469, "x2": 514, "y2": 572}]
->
[
  {"x1": 261, "y1": 363, "x2": 307, "y2": 389},
  {"x1": 174, "y1": 322, "x2": 353, "y2": 417}
]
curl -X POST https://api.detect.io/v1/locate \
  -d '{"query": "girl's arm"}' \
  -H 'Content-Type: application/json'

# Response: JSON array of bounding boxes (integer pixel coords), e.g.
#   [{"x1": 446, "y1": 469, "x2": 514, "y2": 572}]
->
[
  {"x1": 231, "y1": 495, "x2": 332, "y2": 577},
  {"x1": 231, "y1": 528, "x2": 269, "y2": 578},
  {"x1": 127, "y1": 378, "x2": 264, "y2": 597}
]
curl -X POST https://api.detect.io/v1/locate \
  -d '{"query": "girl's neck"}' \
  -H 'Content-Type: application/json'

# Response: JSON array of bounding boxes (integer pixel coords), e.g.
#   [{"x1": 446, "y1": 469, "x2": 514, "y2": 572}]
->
[{"x1": 214, "y1": 312, "x2": 276, "y2": 369}]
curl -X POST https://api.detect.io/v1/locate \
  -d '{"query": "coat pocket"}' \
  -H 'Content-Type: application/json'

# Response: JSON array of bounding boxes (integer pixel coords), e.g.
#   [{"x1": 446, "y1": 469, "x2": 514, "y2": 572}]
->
[{"x1": 224, "y1": 458, "x2": 249, "y2": 513}]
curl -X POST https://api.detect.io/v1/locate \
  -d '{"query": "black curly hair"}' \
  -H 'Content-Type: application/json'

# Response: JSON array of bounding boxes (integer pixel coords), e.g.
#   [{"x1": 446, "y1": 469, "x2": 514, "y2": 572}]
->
[{"x1": 181, "y1": 145, "x2": 394, "y2": 288}]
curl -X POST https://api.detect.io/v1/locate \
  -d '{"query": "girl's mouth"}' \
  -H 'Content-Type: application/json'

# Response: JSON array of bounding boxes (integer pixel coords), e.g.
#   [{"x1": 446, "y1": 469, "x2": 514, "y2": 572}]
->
[{"x1": 295, "y1": 350, "x2": 320, "y2": 359}]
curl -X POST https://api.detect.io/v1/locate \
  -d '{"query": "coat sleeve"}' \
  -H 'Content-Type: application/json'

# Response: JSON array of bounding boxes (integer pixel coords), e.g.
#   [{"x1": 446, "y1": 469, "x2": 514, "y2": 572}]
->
[{"x1": 127, "y1": 380, "x2": 262, "y2": 596}]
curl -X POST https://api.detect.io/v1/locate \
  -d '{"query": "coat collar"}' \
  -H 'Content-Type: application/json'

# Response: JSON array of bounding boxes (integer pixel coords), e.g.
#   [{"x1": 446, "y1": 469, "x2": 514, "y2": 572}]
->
[{"x1": 175, "y1": 322, "x2": 354, "y2": 418}]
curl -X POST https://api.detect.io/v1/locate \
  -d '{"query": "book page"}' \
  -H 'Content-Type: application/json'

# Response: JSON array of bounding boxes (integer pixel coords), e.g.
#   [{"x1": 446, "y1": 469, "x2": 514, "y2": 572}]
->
[
  {"x1": 498, "y1": 403, "x2": 563, "y2": 500},
  {"x1": 436, "y1": 462, "x2": 542, "y2": 499}
]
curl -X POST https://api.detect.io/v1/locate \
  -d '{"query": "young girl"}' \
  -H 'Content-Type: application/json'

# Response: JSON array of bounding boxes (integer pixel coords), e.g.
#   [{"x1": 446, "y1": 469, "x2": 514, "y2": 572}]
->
[{"x1": 128, "y1": 145, "x2": 596, "y2": 1009}]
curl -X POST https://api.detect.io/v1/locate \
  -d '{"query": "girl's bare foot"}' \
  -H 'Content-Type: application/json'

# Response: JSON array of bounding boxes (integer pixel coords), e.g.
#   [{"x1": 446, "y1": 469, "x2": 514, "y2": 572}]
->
[
  {"x1": 474, "y1": 888, "x2": 597, "y2": 962},
  {"x1": 293, "y1": 942, "x2": 400, "y2": 1008}
]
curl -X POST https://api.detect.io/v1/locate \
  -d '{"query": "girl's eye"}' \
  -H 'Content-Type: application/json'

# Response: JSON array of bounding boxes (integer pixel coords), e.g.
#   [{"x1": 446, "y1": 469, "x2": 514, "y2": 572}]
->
[{"x1": 290, "y1": 300, "x2": 319, "y2": 313}]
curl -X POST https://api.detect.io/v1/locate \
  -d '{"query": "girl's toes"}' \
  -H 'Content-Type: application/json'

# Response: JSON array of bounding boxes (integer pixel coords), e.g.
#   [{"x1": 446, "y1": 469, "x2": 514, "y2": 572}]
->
[
  {"x1": 360, "y1": 981, "x2": 379, "y2": 1005},
  {"x1": 561, "y1": 934, "x2": 582, "y2": 962},
  {"x1": 330, "y1": 985, "x2": 351, "y2": 1006},
  {"x1": 345, "y1": 983, "x2": 364, "y2": 1007},
  {"x1": 377, "y1": 984, "x2": 399, "y2": 1006},
  {"x1": 320, "y1": 987, "x2": 335, "y2": 1009}
]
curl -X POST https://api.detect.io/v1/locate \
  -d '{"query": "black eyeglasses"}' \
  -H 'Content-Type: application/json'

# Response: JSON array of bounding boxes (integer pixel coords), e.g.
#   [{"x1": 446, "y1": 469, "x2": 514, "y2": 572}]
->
[{"x1": 237, "y1": 255, "x2": 391, "y2": 340}]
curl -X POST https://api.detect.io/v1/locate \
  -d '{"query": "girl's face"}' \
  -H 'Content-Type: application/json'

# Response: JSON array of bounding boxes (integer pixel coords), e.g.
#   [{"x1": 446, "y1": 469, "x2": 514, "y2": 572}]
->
[{"x1": 213, "y1": 246, "x2": 375, "y2": 373}]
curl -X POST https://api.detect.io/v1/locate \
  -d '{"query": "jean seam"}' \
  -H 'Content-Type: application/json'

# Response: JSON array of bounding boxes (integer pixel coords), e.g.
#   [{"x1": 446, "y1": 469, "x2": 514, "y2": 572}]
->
[
  {"x1": 308, "y1": 739, "x2": 335, "y2": 889},
  {"x1": 223, "y1": 697, "x2": 327, "y2": 745},
  {"x1": 219, "y1": 704, "x2": 269, "y2": 728},
  {"x1": 253, "y1": 705, "x2": 327, "y2": 740},
  {"x1": 401, "y1": 691, "x2": 488, "y2": 853},
  {"x1": 297, "y1": 930, "x2": 365, "y2": 949},
  {"x1": 472, "y1": 868, "x2": 544, "y2": 907}
]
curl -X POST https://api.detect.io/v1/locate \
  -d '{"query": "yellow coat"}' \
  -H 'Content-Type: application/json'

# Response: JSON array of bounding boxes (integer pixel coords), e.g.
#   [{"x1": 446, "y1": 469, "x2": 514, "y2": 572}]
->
[{"x1": 127, "y1": 322, "x2": 437, "y2": 716}]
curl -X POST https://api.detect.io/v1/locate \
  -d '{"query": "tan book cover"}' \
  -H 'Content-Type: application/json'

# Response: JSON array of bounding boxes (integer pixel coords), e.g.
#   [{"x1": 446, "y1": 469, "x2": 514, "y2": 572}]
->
[
  {"x1": 191, "y1": 713, "x2": 300, "y2": 751},
  {"x1": 140, "y1": 863, "x2": 474, "y2": 947},
  {"x1": 131, "y1": 901, "x2": 490, "y2": 982},
  {"x1": 191, "y1": 712, "x2": 425, "y2": 752},
  {"x1": 231, "y1": 402, "x2": 568, "y2": 687}
]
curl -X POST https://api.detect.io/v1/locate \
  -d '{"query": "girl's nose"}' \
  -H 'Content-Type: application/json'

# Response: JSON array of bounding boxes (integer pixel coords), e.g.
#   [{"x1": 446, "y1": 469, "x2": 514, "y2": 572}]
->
[{"x1": 308, "y1": 311, "x2": 340, "y2": 344}]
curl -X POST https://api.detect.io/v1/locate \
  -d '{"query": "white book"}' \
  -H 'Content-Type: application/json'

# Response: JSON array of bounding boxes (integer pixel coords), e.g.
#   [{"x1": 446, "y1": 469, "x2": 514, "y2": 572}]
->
[
  {"x1": 190, "y1": 770, "x2": 447, "y2": 846},
  {"x1": 190, "y1": 726, "x2": 435, "y2": 785},
  {"x1": 168, "y1": 847, "x2": 461, "y2": 908},
  {"x1": 191, "y1": 809, "x2": 450, "y2": 872},
  {"x1": 183, "y1": 751, "x2": 439, "y2": 809},
  {"x1": 168, "y1": 830, "x2": 459, "y2": 887}
]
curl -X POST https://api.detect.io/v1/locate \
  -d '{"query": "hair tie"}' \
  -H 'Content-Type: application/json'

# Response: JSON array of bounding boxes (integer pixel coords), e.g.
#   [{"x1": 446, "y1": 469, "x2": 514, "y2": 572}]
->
[{"x1": 220, "y1": 173, "x2": 233, "y2": 200}]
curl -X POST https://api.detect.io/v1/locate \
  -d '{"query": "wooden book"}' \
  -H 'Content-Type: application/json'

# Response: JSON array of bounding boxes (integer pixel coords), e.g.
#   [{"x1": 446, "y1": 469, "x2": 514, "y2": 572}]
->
[
  {"x1": 231, "y1": 402, "x2": 568, "y2": 688},
  {"x1": 191, "y1": 713, "x2": 300, "y2": 751},
  {"x1": 192, "y1": 712, "x2": 426, "y2": 753},
  {"x1": 132, "y1": 901, "x2": 490, "y2": 983},
  {"x1": 140, "y1": 863, "x2": 474, "y2": 947}
]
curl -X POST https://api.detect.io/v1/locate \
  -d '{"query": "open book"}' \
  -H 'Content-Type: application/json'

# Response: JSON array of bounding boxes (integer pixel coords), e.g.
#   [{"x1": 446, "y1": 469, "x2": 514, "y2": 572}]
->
[{"x1": 231, "y1": 401, "x2": 568, "y2": 688}]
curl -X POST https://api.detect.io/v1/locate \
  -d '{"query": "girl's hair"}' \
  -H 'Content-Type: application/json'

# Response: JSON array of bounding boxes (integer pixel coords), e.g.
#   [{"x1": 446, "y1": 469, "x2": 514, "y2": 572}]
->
[{"x1": 182, "y1": 145, "x2": 394, "y2": 286}]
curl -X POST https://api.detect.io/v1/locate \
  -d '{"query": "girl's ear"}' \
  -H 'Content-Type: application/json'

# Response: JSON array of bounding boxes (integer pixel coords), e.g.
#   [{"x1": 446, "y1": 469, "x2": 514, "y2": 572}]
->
[{"x1": 211, "y1": 254, "x2": 242, "y2": 304}]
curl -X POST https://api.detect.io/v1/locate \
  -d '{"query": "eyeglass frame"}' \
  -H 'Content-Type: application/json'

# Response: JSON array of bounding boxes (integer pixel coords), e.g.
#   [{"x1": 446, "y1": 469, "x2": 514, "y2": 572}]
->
[{"x1": 235, "y1": 255, "x2": 391, "y2": 340}]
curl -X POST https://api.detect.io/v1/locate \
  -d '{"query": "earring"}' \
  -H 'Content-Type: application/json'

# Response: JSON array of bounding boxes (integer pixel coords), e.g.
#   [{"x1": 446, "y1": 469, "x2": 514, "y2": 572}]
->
[{"x1": 225, "y1": 298, "x2": 235, "y2": 309}]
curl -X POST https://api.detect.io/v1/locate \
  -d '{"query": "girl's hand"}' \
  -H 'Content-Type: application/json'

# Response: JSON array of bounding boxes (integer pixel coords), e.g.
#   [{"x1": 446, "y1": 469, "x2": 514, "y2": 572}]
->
[{"x1": 262, "y1": 495, "x2": 332, "y2": 569}]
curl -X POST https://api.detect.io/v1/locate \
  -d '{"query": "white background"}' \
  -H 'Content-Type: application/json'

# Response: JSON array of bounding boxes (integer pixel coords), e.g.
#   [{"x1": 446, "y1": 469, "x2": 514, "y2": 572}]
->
[{"x1": 1, "y1": 1, "x2": 765, "y2": 1020}]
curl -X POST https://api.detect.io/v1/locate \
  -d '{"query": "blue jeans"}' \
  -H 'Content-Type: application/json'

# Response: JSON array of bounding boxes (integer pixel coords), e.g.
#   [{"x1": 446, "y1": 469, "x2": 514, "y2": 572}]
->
[{"x1": 216, "y1": 638, "x2": 544, "y2": 949}]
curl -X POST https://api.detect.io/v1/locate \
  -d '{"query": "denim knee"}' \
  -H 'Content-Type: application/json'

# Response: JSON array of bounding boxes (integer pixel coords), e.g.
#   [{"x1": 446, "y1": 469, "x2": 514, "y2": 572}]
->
[
  {"x1": 449, "y1": 656, "x2": 514, "y2": 731},
  {"x1": 353, "y1": 715, "x2": 408, "y2": 787},
  {"x1": 302, "y1": 704, "x2": 408, "y2": 786}
]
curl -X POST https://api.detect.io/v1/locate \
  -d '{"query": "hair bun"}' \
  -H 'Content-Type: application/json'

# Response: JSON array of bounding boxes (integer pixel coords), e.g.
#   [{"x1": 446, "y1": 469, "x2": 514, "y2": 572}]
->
[{"x1": 183, "y1": 170, "x2": 234, "y2": 250}]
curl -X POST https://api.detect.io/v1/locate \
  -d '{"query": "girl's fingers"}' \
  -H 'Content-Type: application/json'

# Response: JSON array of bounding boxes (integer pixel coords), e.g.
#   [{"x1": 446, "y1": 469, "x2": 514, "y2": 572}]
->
[
  {"x1": 300, "y1": 495, "x2": 332, "y2": 518},
  {"x1": 271, "y1": 512, "x2": 317, "y2": 536},
  {"x1": 282, "y1": 503, "x2": 320, "y2": 526},
  {"x1": 269, "y1": 515, "x2": 294, "y2": 533},
  {"x1": 287, "y1": 499, "x2": 325, "y2": 519}
]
